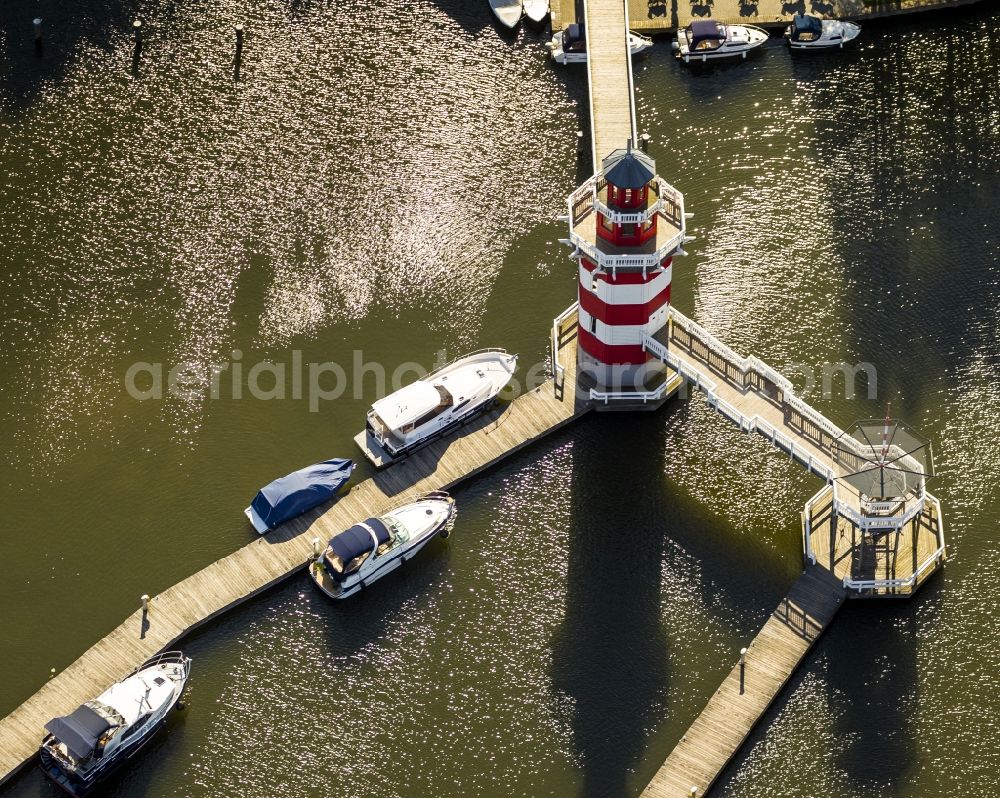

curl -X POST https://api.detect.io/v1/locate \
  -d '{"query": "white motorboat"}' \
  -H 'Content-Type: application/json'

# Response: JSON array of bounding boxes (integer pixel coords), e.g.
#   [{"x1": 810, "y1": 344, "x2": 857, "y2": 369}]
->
[
  {"x1": 489, "y1": 0, "x2": 523, "y2": 29},
  {"x1": 356, "y1": 348, "x2": 517, "y2": 467},
  {"x1": 40, "y1": 652, "x2": 191, "y2": 796},
  {"x1": 523, "y1": 0, "x2": 550, "y2": 25},
  {"x1": 674, "y1": 20, "x2": 769, "y2": 63},
  {"x1": 310, "y1": 491, "x2": 457, "y2": 599},
  {"x1": 785, "y1": 14, "x2": 860, "y2": 50},
  {"x1": 547, "y1": 23, "x2": 653, "y2": 64}
]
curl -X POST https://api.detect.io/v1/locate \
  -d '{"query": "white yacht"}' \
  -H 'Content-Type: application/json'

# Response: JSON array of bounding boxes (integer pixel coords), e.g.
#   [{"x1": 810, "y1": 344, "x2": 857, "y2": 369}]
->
[
  {"x1": 675, "y1": 20, "x2": 769, "y2": 63},
  {"x1": 489, "y1": 0, "x2": 523, "y2": 29},
  {"x1": 356, "y1": 349, "x2": 517, "y2": 467},
  {"x1": 548, "y1": 23, "x2": 653, "y2": 64},
  {"x1": 523, "y1": 0, "x2": 549, "y2": 24},
  {"x1": 785, "y1": 14, "x2": 860, "y2": 50},
  {"x1": 310, "y1": 492, "x2": 457, "y2": 599},
  {"x1": 40, "y1": 652, "x2": 191, "y2": 796}
]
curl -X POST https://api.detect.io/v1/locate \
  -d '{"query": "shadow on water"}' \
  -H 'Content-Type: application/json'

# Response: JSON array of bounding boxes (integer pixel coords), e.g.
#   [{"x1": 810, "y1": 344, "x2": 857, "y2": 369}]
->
[
  {"x1": 806, "y1": 8, "x2": 1000, "y2": 419},
  {"x1": 0, "y1": 0, "x2": 139, "y2": 112},
  {"x1": 823, "y1": 601, "x2": 922, "y2": 791},
  {"x1": 550, "y1": 412, "x2": 672, "y2": 798}
]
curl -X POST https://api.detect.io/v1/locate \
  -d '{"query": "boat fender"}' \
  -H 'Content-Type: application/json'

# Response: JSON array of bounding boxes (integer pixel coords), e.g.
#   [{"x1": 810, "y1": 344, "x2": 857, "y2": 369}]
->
[
  {"x1": 839, "y1": 41, "x2": 843, "y2": 48},
  {"x1": 176, "y1": 701, "x2": 186, "y2": 711},
  {"x1": 440, "y1": 527, "x2": 451, "y2": 539},
  {"x1": 701, "y1": 53, "x2": 706, "y2": 63},
  {"x1": 742, "y1": 51, "x2": 746, "y2": 59}
]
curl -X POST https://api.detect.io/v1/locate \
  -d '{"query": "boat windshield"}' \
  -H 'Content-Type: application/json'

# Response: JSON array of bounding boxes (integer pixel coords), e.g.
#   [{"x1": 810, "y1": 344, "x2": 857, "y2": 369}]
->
[
  {"x1": 434, "y1": 384, "x2": 453, "y2": 408},
  {"x1": 383, "y1": 515, "x2": 410, "y2": 545}
]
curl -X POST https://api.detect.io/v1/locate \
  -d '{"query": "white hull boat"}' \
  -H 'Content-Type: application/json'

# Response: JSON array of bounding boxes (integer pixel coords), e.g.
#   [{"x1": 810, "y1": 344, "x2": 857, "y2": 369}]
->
[
  {"x1": 356, "y1": 348, "x2": 517, "y2": 467},
  {"x1": 523, "y1": 0, "x2": 549, "y2": 24},
  {"x1": 310, "y1": 492, "x2": 457, "y2": 599},
  {"x1": 40, "y1": 652, "x2": 191, "y2": 796},
  {"x1": 675, "y1": 20, "x2": 768, "y2": 63},
  {"x1": 548, "y1": 23, "x2": 652, "y2": 64},
  {"x1": 785, "y1": 14, "x2": 860, "y2": 50},
  {"x1": 490, "y1": 0, "x2": 523, "y2": 29}
]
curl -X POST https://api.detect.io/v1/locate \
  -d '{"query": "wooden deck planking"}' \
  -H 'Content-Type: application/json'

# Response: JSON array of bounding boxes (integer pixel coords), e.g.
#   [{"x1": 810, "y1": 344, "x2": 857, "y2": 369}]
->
[
  {"x1": 641, "y1": 568, "x2": 845, "y2": 798},
  {"x1": 585, "y1": 0, "x2": 638, "y2": 167},
  {"x1": 0, "y1": 319, "x2": 588, "y2": 788}
]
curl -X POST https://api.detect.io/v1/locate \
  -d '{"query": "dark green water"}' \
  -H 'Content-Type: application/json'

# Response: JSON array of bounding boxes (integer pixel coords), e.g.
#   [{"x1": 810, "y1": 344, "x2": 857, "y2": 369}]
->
[{"x1": 2, "y1": 1, "x2": 999, "y2": 796}]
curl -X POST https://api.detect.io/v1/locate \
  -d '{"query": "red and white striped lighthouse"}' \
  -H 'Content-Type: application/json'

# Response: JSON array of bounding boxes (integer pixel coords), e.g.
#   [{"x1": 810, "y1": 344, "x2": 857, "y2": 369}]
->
[{"x1": 564, "y1": 141, "x2": 686, "y2": 396}]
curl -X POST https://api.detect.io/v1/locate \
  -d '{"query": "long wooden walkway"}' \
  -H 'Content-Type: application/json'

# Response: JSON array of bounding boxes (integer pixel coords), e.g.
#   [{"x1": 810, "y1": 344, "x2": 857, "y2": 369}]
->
[
  {"x1": 584, "y1": 0, "x2": 638, "y2": 167},
  {"x1": 641, "y1": 567, "x2": 845, "y2": 798},
  {"x1": 0, "y1": 317, "x2": 587, "y2": 788}
]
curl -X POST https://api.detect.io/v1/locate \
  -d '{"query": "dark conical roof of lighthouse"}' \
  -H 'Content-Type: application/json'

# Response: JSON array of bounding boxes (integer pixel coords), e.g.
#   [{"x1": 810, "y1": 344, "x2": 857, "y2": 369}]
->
[{"x1": 601, "y1": 141, "x2": 656, "y2": 189}]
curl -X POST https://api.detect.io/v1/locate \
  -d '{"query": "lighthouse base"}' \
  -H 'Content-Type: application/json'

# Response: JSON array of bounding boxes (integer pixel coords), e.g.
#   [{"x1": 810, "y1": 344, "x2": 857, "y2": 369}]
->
[{"x1": 577, "y1": 351, "x2": 683, "y2": 411}]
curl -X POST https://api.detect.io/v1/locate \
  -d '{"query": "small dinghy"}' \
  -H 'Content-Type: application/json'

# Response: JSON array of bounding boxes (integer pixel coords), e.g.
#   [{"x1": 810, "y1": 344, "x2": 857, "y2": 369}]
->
[
  {"x1": 785, "y1": 14, "x2": 860, "y2": 50},
  {"x1": 355, "y1": 349, "x2": 517, "y2": 468},
  {"x1": 547, "y1": 23, "x2": 652, "y2": 64},
  {"x1": 489, "y1": 0, "x2": 523, "y2": 29},
  {"x1": 40, "y1": 652, "x2": 191, "y2": 797},
  {"x1": 674, "y1": 20, "x2": 768, "y2": 63},
  {"x1": 523, "y1": 0, "x2": 549, "y2": 25},
  {"x1": 245, "y1": 458, "x2": 355, "y2": 535},
  {"x1": 310, "y1": 491, "x2": 457, "y2": 599}
]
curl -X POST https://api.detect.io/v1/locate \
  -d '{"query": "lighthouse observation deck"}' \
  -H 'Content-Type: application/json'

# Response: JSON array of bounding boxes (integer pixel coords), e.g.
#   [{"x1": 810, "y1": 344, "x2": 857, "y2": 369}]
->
[{"x1": 569, "y1": 174, "x2": 686, "y2": 272}]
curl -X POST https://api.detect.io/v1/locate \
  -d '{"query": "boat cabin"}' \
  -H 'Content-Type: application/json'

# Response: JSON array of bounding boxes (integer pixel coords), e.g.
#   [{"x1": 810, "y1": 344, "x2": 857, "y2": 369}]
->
[
  {"x1": 688, "y1": 20, "x2": 726, "y2": 51},
  {"x1": 324, "y1": 517, "x2": 399, "y2": 579},
  {"x1": 563, "y1": 23, "x2": 586, "y2": 54},
  {"x1": 790, "y1": 14, "x2": 823, "y2": 42}
]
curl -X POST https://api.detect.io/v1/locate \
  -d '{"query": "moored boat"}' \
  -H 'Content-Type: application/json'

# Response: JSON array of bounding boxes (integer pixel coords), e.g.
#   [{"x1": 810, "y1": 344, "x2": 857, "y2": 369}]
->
[
  {"x1": 785, "y1": 14, "x2": 860, "y2": 50},
  {"x1": 39, "y1": 652, "x2": 191, "y2": 797},
  {"x1": 244, "y1": 458, "x2": 355, "y2": 535},
  {"x1": 355, "y1": 349, "x2": 517, "y2": 468},
  {"x1": 523, "y1": 0, "x2": 550, "y2": 25},
  {"x1": 674, "y1": 20, "x2": 768, "y2": 63},
  {"x1": 547, "y1": 23, "x2": 653, "y2": 64},
  {"x1": 489, "y1": 0, "x2": 523, "y2": 29},
  {"x1": 309, "y1": 492, "x2": 457, "y2": 599}
]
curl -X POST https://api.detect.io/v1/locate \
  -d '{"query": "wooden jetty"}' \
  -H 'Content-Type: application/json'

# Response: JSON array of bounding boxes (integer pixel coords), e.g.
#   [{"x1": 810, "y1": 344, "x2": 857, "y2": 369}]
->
[
  {"x1": 641, "y1": 567, "x2": 846, "y2": 798},
  {"x1": 584, "y1": 0, "x2": 639, "y2": 166},
  {"x1": 0, "y1": 315, "x2": 587, "y2": 788},
  {"x1": 556, "y1": 0, "x2": 988, "y2": 36}
]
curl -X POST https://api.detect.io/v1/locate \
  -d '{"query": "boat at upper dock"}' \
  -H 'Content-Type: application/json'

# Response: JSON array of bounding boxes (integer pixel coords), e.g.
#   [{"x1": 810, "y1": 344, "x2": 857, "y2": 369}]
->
[
  {"x1": 523, "y1": 0, "x2": 550, "y2": 25},
  {"x1": 547, "y1": 23, "x2": 653, "y2": 64},
  {"x1": 785, "y1": 14, "x2": 861, "y2": 50},
  {"x1": 39, "y1": 652, "x2": 191, "y2": 797},
  {"x1": 674, "y1": 20, "x2": 769, "y2": 63},
  {"x1": 244, "y1": 458, "x2": 355, "y2": 535},
  {"x1": 489, "y1": 0, "x2": 523, "y2": 29},
  {"x1": 310, "y1": 492, "x2": 457, "y2": 599},
  {"x1": 355, "y1": 349, "x2": 517, "y2": 468}
]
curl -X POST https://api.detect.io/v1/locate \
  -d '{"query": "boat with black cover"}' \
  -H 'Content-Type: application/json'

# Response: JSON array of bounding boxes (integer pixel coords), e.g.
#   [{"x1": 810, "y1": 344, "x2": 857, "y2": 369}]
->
[
  {"x1": 310, "y1": 492, "x2": 457, "y2": 599},
  {"x1": 39, "y1": 652, "x2": 191, "y2": 796}
]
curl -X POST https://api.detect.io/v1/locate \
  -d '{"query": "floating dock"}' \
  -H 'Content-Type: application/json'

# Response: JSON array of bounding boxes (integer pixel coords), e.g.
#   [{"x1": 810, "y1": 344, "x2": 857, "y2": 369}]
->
[{"x1": 0, "y1": 318, "x2": 587, "y2": 788}]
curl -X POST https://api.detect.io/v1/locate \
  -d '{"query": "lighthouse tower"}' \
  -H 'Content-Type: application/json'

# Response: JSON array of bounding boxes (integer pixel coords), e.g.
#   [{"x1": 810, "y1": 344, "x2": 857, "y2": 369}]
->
[{"x1": 563, "y1": 141, "x2": 686, "y2": 398}]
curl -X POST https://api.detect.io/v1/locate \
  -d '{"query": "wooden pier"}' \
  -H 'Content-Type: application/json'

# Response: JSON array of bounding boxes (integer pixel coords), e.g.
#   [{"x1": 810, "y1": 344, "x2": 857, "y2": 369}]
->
[
  {"x1": 584, "y1": 0, "x2": 639, "y2": 166},
  {"x1": 641, "y1": 567, "x2": 845, "y2": 798},
  {"x1": 0, "y1": 316, "x2": 587, "y2": 788}
]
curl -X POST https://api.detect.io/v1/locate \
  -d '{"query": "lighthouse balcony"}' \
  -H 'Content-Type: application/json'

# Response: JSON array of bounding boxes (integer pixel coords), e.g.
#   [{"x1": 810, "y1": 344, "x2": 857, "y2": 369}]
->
[{"x1": 566, "y1": 175, "x2": 686, "y2": 273}]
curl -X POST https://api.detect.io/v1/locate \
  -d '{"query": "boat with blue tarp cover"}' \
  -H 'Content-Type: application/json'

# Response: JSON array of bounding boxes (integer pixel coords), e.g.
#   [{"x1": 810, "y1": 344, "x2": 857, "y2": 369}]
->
[
  {"x1": 310, "y1": 491, "x2": 457, "y2": 599},
  {"x1": 244, "y1": 458, "x2": 355, "y2": 535}
]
